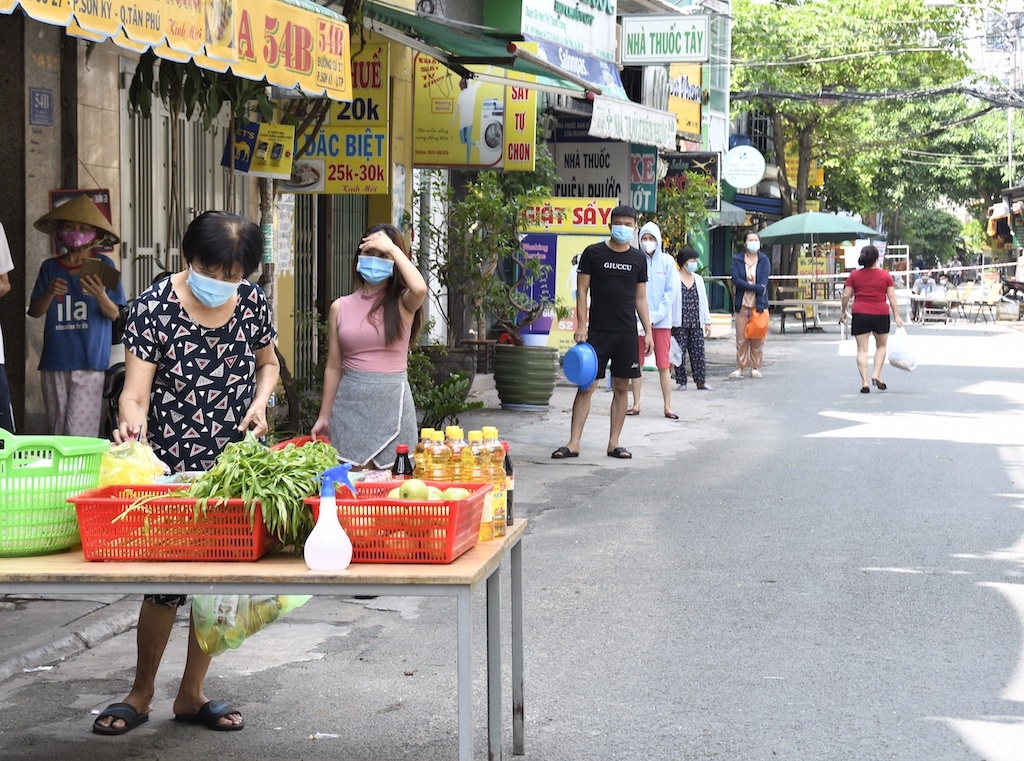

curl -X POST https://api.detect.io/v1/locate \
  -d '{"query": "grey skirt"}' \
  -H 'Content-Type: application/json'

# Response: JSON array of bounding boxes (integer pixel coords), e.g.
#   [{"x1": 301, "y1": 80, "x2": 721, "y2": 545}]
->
[{"x1": 328, "y1": 367, "x2": 417, "y2": 469}]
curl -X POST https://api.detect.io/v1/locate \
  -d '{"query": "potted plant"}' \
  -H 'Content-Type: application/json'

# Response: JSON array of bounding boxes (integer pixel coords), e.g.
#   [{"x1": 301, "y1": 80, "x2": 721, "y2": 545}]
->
[{"x1": 421, "y1": 171, "x2": 568, "y2": 407}]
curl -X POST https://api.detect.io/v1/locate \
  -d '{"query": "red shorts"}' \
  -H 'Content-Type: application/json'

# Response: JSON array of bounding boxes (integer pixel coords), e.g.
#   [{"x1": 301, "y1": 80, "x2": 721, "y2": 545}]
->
[{"x1": 637, "y1": 328, "x2": 672, "y2": 369}]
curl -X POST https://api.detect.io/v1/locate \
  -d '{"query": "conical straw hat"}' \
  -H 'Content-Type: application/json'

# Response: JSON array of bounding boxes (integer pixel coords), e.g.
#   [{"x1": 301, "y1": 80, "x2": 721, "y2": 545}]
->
[{"x1": 34, "y1": 194, "x2": 120, "y2": 246}]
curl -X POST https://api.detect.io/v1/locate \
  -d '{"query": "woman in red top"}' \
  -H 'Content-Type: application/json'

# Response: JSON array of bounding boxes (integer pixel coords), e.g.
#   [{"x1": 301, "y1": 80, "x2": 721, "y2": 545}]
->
[{"x1": 840, "y1": 245, "x2": 904, "y2": 393}]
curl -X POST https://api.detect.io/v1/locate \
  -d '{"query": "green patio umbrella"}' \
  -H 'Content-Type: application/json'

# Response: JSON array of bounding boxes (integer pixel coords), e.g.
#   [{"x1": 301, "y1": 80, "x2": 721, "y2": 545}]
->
[{"x1": 756, "y1": 212, "x2": 885, "y2": 245}]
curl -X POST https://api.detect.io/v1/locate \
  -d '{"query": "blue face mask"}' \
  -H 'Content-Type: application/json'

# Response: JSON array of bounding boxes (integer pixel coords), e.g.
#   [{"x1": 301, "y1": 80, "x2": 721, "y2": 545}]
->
[
  {"x1": 357, "y1": 255, "x2": 394, "y2": 285},
  {"x1": 188, "y1": 267, "x2": 239, "y2": 308},
  {"x1": 610, "y1": 225, "x2": 634, "y2": 244},
  {"x1": 686, "y1": 261, "x2": 699, "y2": 273}
]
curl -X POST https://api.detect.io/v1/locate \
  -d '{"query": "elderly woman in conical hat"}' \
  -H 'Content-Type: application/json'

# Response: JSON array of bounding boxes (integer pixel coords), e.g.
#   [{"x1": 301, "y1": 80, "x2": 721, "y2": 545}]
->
[{"x1": 28, "y1": 194, "x2": 126, "y2": 437}]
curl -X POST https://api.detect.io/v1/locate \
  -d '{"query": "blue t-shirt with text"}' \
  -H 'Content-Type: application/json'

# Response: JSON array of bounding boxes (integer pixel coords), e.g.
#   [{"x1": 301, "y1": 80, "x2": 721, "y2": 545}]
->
[{"x1": 30, "y1": 255, "x2": 127, "y2": 372}]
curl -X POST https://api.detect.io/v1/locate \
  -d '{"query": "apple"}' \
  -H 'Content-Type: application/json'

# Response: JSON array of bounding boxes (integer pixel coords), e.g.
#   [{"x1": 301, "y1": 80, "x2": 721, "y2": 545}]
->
[
  {"x1": 387, "y1": 486, "x2": 401, "y2": 499},
  {"x1": 426, "y1": 485, "x2": 443, "y2": 501},
  {"x1": 441, "y1": 487, "x2": 471, "y2": 501},
  {"x1": 399, "y1": 478, "x2": 429, "y2": 501}
]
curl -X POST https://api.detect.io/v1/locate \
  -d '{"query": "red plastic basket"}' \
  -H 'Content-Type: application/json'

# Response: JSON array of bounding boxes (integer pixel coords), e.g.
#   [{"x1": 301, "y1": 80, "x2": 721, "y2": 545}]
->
[
  {"x1": 70, "y1": 484, "x2": 279, "y2": 562},
  {"x1": 306, "y1": 481, "x2": 489, "y2": 564},
  {"x1": 269, "y1": 435, "x2": 328, "y2": 451}
]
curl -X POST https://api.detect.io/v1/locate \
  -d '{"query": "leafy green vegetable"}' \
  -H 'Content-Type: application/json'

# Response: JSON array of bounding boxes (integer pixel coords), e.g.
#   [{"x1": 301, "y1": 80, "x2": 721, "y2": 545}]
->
[{"x1": 186, "y1": 433, "x2": 340, "y2": 551}]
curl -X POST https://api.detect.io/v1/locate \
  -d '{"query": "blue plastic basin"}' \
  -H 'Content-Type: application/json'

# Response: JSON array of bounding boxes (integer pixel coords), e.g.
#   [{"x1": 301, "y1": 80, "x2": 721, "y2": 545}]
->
[{"x1": 563, "y1": 342, "x2": 598, "y2": 388}]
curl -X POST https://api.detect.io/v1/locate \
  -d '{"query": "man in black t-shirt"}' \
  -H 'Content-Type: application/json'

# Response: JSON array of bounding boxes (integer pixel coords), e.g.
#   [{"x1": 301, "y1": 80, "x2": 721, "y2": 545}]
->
[{"x1": 551, "y1": 205, "x2": 652, "y2": 461}]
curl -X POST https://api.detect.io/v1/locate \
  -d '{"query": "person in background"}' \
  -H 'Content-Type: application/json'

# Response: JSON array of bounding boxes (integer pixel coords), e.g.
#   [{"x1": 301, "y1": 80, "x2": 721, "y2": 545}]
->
[
  {"x1": 840, "y1": 244, "x2": 903, "y2": 393},
  {"x1": 672, "y1": 246, "x2": 713, "y2": 392},
  {"x1": 551, "y1": 205, "x2": 652, "y2": 460},
  {"x1": 625, "y1": 222, "x2": 681, "y2": 419},
  {"x1": 28, "y1": 194, "x2": 127, "y2": 437},
  {"x1": 0, "y1": 222, "x2": 14, "y2": 431},
  {"x1": 729, "y1": 230, "x2": 770, "y2": 379},
  {"x1": 312, "y1": 224, "x2": 426, "y2": 468},
  {"x1": 97, "y1": 211, "x2": 279, "y2": 735}
]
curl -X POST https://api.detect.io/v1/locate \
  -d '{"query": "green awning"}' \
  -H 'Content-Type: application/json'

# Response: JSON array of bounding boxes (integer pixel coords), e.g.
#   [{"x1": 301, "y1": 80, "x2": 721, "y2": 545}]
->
[{"x1": 361, "y1": 1, "x2": 595, "y2": 96}]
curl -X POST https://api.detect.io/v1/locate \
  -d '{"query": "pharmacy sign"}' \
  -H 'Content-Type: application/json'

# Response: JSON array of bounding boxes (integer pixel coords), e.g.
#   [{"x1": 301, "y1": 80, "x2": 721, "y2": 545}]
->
[{"x1": 620, "y1": 14, "x2": 710, "y2": 65}]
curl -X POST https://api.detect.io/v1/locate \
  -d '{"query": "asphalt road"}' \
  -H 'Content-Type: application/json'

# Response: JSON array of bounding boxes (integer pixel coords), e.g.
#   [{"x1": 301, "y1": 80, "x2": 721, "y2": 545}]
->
[{"x1": 2, "y1": 323, "x2": 1024, "y2": 761}]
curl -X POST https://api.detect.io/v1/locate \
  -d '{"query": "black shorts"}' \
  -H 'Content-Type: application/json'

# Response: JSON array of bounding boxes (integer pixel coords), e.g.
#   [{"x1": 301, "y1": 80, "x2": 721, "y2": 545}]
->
[
  {"x1": 851, "y1": 313, "x2": 890, "y2": 336},
  {"x1": 588, "y1": 330, "x2": 641, "y2": 380}
]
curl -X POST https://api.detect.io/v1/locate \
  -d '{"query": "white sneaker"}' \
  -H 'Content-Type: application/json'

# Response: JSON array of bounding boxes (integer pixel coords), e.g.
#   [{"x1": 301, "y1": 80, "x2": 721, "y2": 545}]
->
[
  {"x1": 728, "y1": 370, "x2": 743, "y2": 379},
  {"x1": 751, "y1": 369, "x2": 763, "y2": 378}
]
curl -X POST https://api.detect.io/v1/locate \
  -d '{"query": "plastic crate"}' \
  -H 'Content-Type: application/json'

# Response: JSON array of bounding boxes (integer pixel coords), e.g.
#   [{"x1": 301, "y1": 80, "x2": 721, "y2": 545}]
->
[
  {"x1": 70, "y1": 484, "x2": 279, "y2": 562},
  {"x1": 306, "y1": 481, "x2": 489, "y2": 564},
  {"x1": 269, "y1": 435, "x2": 328, "y2": 451},
  {"x1": 0, "y1": 430, "x2": 109, "y2": 557}
]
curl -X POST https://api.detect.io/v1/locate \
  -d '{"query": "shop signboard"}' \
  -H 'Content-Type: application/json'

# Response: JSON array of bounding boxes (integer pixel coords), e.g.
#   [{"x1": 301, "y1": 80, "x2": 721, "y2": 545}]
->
[
  {"x1": 630, "y1": 144, "x2": 658, "y2": 213},
  {"x1": 620, "y1": 14, "x2": 710, "y2": 65},
  {"x1": 661, "y1": 151, "x2": 721, "y2": 211},
  {"x1": 16, "y1": 0, "x2": 354, "y2": 102},
  {"x1": 590, "y1": 96, "x2": 676, "y2": 151},
  {"x1": 483, "y1": 0, "x2": 618, "y2": 62},
  {"x1": 412, "y1": 54, "x2": 537, "y2": 170},
  {"x1": 519, "y1": 197, "x2": 617, "y2": 349},
  {"x1": 282, "y1": 41, "x2": 390, "y2": 194},
  {"x1": 668, "y1": 63, "x2": 702, "y2": 138},
  {"x1": 784, "y1": 141, "x2": 824, "y2": 187},
  {"x1": 553, "y1": 123, "x2": 630, "y2": 204}
]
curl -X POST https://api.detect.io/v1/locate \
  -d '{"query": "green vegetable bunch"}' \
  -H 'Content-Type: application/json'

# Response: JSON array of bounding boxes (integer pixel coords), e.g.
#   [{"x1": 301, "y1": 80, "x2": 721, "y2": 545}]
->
[{"x1": 186, "y1": 433, "x2": 340, "y2": 551}]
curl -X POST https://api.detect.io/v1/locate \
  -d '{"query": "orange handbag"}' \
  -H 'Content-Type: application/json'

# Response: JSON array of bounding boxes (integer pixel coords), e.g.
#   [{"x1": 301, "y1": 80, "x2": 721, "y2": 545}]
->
[{"x1": 744, "y1": 309, "x2": 769, "y2": 339}]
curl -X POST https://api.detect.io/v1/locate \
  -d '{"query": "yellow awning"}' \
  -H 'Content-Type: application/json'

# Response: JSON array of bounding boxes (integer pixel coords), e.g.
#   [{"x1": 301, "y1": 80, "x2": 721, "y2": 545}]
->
[{"x1": 2, "y1": 0, "x2": 352, "y2": 101}]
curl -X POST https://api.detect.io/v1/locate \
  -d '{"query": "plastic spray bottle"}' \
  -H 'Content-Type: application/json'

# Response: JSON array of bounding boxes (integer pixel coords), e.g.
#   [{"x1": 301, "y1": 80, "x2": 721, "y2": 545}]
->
[{"x1": 304, "y1": 463, "x2": 355, "y2": 571}]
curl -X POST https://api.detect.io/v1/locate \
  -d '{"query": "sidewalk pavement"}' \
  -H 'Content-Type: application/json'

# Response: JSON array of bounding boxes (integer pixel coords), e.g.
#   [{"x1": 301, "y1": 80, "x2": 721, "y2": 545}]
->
[{"x1": 0, "y1": 330, "x2": 747, "y2": 685}]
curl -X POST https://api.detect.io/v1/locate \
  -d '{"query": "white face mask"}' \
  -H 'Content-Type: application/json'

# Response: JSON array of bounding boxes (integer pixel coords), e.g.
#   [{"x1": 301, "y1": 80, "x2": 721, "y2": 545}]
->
[
  {"x1": 746, "y1": 241, "x2": 760, "y2": 253},
  {"x1": 641, "y1": 240, "x2": 657, "y2": 254}
]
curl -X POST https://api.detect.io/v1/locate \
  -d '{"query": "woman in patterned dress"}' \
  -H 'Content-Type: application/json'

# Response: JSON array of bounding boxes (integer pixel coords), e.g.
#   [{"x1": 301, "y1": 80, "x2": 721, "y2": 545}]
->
[{"x1": 95, "y1": 211, "x2": 279, "y2": 735}]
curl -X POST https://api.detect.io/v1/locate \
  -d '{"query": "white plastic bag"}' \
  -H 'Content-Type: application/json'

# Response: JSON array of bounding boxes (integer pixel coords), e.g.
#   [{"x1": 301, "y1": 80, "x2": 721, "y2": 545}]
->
[
  {"x1": 888, "y1": 326, "x2": 917, "y2": 372},
  {"x1": 669, "y1": 336, "x2": 683, "y2": 367}
]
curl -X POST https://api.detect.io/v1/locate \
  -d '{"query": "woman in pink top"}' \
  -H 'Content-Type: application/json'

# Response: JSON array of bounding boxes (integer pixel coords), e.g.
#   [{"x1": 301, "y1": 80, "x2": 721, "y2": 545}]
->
[
  {"x1": 840, "y1": 245, "x2": 903, "y2": 394},
  {"x1": 312, "y1": 224, "x2": 426, "y2": 467}
]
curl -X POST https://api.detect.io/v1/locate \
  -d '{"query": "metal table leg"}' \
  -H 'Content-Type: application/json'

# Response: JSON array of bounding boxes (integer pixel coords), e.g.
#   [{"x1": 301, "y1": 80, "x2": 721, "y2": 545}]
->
[
  {"x1": 458, "y1": 588, "x2": 473, "y2": 761},
  {"x1": 511, "y1": 537, "x2": 525, "y2": 755},
  {"x1": 487, "y1": 565, "x2": 502, "y2": 760}
]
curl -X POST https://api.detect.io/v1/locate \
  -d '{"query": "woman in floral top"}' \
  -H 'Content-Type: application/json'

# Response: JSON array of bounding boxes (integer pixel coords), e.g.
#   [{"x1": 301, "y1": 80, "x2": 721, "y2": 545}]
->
[{"x1": 96, "y1": 211, "x2": 278, "y2": 736}]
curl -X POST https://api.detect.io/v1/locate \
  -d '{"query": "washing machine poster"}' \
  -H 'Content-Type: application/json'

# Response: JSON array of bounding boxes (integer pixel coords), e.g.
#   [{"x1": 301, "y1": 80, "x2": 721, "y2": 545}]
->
[{"x1": 412, "y1": 55, "x2": 536, "y2": 169}]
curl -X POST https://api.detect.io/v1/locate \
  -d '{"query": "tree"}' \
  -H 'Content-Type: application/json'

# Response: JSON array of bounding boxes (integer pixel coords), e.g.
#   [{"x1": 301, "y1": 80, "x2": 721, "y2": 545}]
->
[
  {"x1": 641, "y1": 173, "x2": 718, "y2": 254},
  {"x1": 892, "y1": 206, "x2": 964, "y2": 266},
  {"x1": 731, "y1": 0, "x2": 982, "y2": 271}
]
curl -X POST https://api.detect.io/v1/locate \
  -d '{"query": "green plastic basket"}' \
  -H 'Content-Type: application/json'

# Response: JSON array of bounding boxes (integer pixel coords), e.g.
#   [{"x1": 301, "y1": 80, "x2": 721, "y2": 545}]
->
[{"x1": 0, "y1": 430, "x2": 109, "y2": 557}]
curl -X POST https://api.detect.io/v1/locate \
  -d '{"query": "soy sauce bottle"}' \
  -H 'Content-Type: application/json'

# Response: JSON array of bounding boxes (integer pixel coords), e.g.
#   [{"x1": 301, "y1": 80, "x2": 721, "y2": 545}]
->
[{"x1": 391, "y1": 444, "x2": 414, "y2": 480}]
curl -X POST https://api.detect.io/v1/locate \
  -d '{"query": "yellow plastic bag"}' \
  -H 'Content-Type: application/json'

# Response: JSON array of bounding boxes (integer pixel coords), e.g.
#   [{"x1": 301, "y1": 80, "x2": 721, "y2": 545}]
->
[
  {"x1": 98, "y1": 440, "x2": 169, "y2": 487},
  {"x1": 191, "y1": 594, "x2": 312, "y2": 656}
]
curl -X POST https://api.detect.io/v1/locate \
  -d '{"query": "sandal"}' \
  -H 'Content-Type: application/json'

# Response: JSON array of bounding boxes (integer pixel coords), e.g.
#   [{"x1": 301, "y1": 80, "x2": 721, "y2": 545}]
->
[
  {"x1": 550, "y1": 446, "x2": 579, "y2": 459},
  {"x1": 607, "y1": 447, "x2": 632, "y2": 459},
  {"x1": 93, "y1": 702, "x2": 149, "y2": 736},
  {"x1": 625, "y1": 409, "x2": 640, "y2": 416},
  {"x1": 174, "y1": 700, "x2": 244, "y2": 732}
]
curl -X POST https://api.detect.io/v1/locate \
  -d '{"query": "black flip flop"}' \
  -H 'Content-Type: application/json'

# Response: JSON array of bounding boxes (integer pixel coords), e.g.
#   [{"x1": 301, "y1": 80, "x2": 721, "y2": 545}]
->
[
  {"x1": 625, "y1": 409, "x2": 640, "y2": 416},
  {"x1": 93, "y1": 702, "x2": 149, "y2": 735},
  {"x1": 174, "y1": 700, "x2": 244, "y2": 731},
  {"x1": 607, "y1": 447, "x2": 632, "y2": 459},
  {"x1": 551, "y1": 446, "x2": 579, "y2": 459}
]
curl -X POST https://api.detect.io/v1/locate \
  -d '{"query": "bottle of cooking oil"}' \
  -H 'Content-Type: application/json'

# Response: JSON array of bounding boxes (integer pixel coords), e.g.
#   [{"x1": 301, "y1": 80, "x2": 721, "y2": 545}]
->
[
  {"x1": 448, "y1": 427, "x2": 468, "y2": 481},
  {"x1": 428, "y1": 430, "x2": 453, "y2": 481},
  {"x1": 481, "y1": 426, "x2": 506, "y2": 539},
  {"x1": 412, "y1": 427, "x2": 434, "y2": 479},
  {"x1": 464, "y1": 430, "x2": 493, "y2": 541}
]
